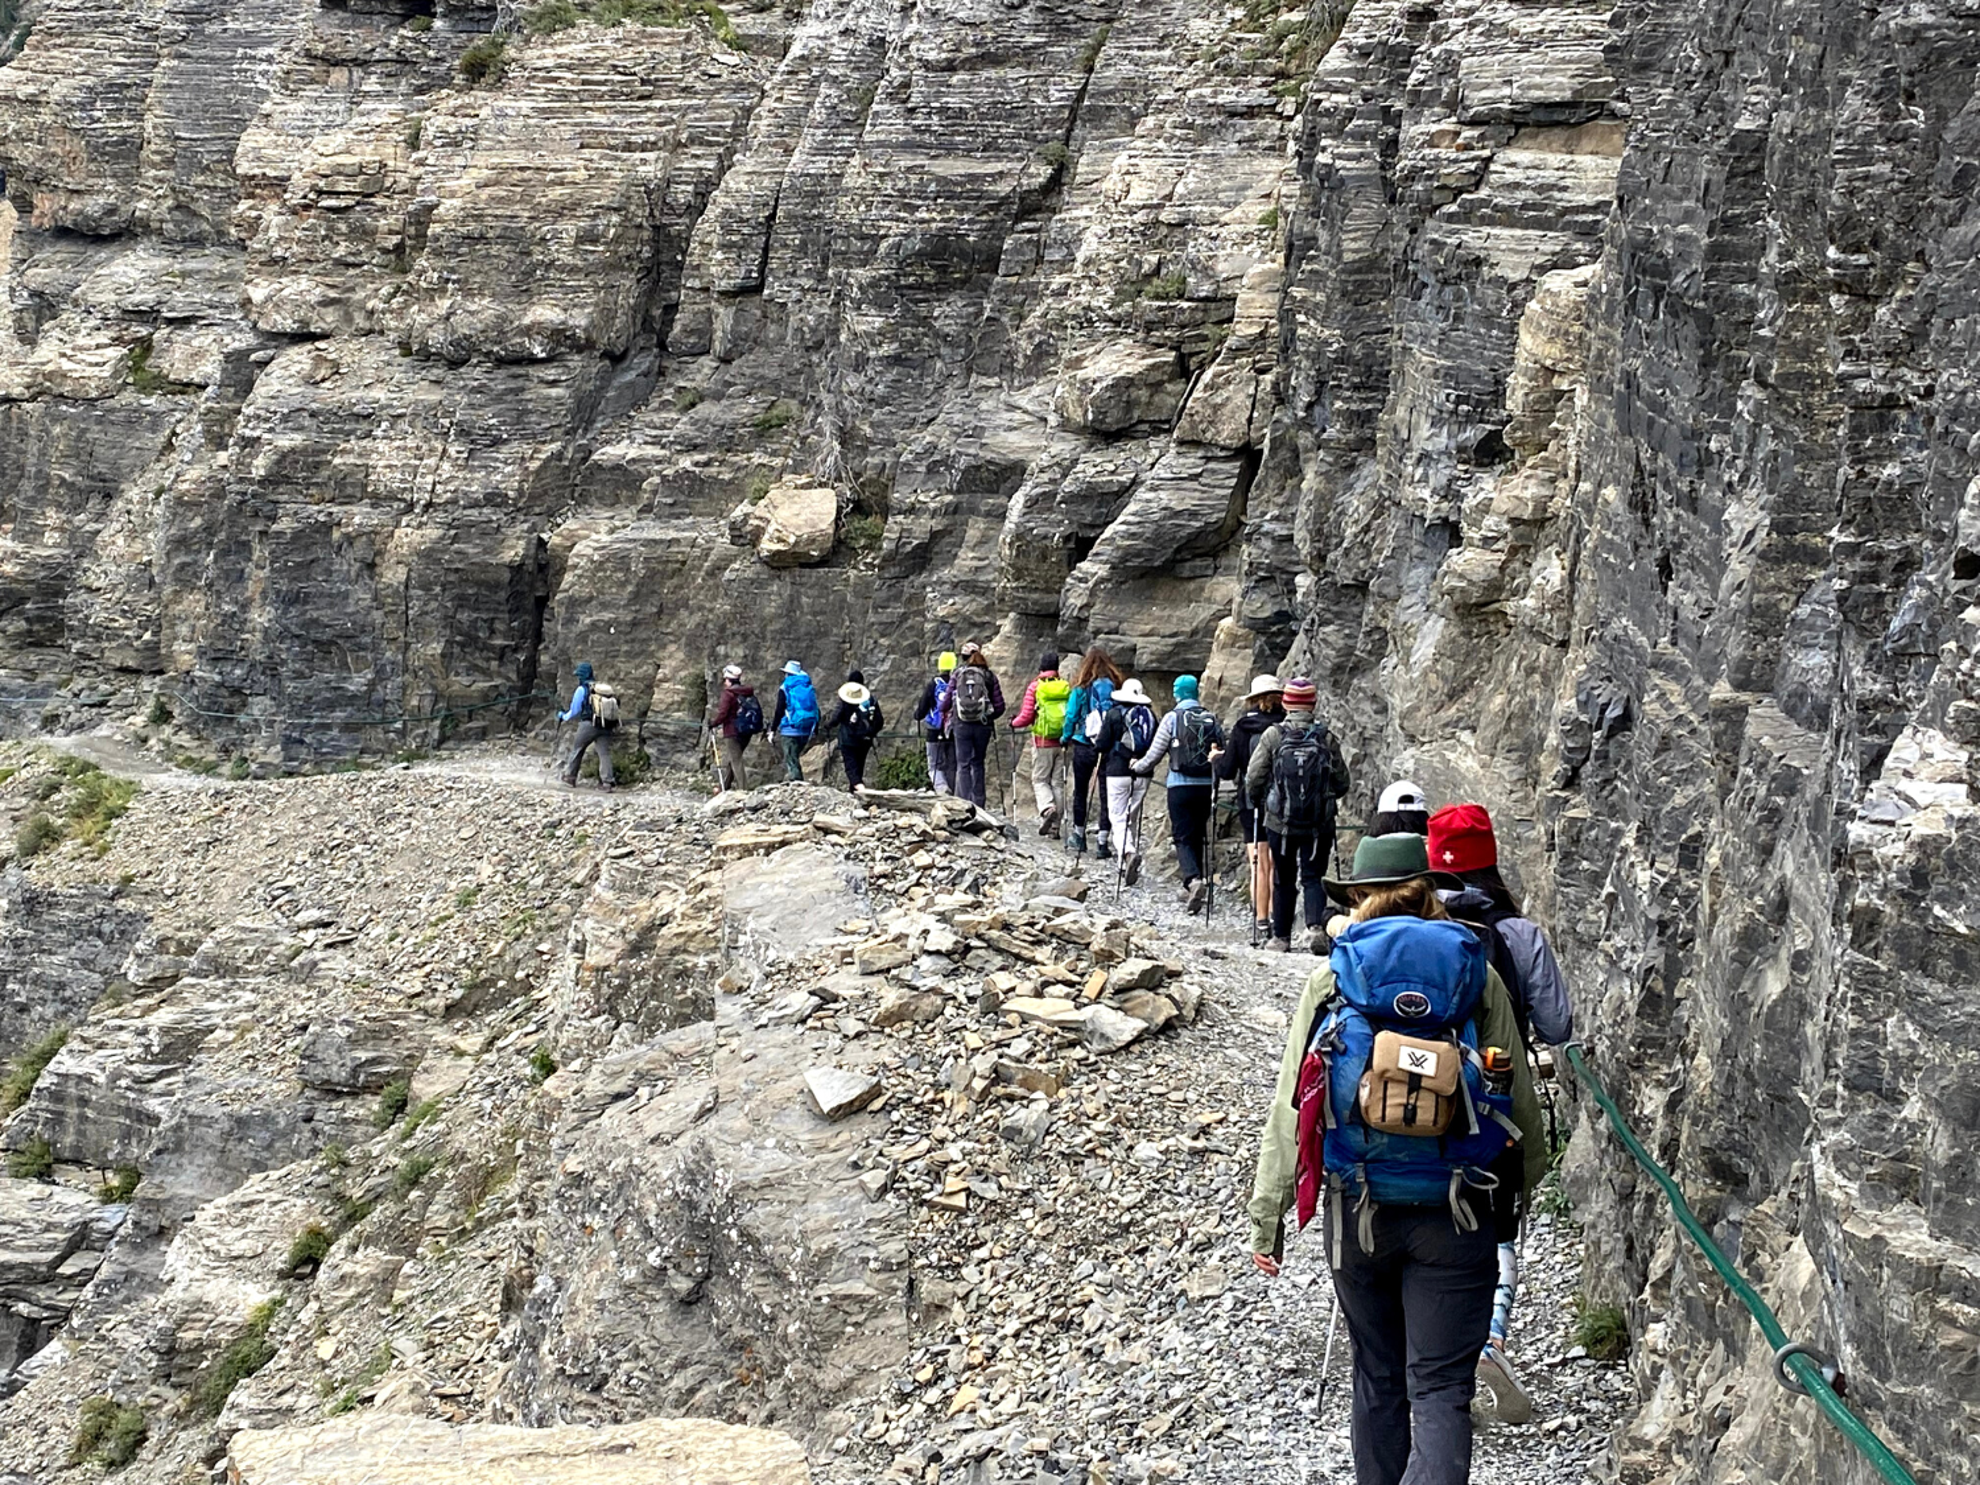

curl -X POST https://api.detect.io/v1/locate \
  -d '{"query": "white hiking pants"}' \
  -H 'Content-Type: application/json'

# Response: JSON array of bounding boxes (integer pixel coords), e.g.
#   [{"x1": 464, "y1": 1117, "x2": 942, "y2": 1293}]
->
[{"x1": 1105, "y1": 775, "x2": 1149, "y2": 857}]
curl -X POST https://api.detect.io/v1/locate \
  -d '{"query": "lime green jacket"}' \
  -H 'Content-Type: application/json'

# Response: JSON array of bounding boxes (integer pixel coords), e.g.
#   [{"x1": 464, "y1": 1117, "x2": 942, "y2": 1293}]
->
[{"x1": 1247, "y1": 961, "x2": 1548, "y2": 1259}]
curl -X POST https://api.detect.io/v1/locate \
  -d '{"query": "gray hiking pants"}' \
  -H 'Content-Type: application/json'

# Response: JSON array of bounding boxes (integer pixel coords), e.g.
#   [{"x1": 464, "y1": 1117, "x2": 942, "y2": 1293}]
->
[
  {"x1": 1331, "y1": 1202, "x2": 1497, "y2": 1485},
  {"x1": 564, "y1": 722, "x2": 615, "y2": 786}
]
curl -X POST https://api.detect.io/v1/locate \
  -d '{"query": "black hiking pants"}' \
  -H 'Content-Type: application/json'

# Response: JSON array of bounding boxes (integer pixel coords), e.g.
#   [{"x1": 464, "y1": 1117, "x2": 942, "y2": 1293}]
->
[
  {"x1": 1332, "y1": 1203, "x2": 1497, "y2": 1485},
  {"x1": 840, "y1": 740, "x2": 872, "y2": 790},
  {"x1": 1268, "y1": 829, "x2": 1332, "y2": 937},
  {"x1": 952, "y1": 720, "x2": 992, "y2": 808},
  {"x1": 1166, "y1": 782, "x2": 1212, "y2": 884},
  {"x1": 1070, "y1": 742, "x2": 1110, "y2": 831}
]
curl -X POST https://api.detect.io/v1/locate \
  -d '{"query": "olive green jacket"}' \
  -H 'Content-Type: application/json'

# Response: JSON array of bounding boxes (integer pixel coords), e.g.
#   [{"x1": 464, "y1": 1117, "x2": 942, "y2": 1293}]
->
[{"x1": 1247, "y1": 961, "x2": 1547, "y2": 1259}]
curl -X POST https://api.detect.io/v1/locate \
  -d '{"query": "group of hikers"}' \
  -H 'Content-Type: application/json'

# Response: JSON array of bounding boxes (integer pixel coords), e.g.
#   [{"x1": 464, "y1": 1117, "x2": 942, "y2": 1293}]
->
[
  {"x1": 693, "y1": 648, "x2": 1361, "y2": 951},
  {"x1": 561, "y1": 651, "x2": 1575, "y2": 1483}
]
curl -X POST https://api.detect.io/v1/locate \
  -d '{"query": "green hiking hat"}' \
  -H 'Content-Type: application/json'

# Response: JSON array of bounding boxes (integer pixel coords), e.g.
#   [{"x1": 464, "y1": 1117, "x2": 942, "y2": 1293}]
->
[{"x1": 1323, "y1": 831, "x2": 1457, "y2": 905}]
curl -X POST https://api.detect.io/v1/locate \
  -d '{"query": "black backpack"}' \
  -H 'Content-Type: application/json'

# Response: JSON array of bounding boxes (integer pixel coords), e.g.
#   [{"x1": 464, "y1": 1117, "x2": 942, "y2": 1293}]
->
[
  {"x1": 951, "y1": 666, "x2": 993, "y2": 726},
  {"x1": 846, "y1": 700, "x2": 879, "y2": 741},
  {"x1": 1450, "y1": 899, "x2": 1534, "y2": 1054},
  {"x1": 734, "y1": 694, "x2": 764, "y2": 741},
  {"x1": 1174, "y1": 707, "x2": 1224, "y2": 775},
  {"x1": 1268, "y1": 724, "x2": 1336, "y2": 833}
]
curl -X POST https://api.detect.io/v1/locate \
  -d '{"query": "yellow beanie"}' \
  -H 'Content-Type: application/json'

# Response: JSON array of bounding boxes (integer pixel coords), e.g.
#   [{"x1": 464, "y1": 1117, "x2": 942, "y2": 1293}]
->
[{"x1": 939, "y1": 651, "x2": 957, "y2": 673}]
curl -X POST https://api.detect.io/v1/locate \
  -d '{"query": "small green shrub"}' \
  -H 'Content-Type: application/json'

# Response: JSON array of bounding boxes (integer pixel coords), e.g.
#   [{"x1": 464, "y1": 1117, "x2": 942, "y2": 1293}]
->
[
  {"x1": 842, "y1": 512, "x2": 885, "y2": 553},
  {"x1": 745, "y1": 474, "x2": 774, "y2": 505},
  {"x1": 69, "y1": 1396, "x2": 147, "y2": 1469},
  {"x1": 97, "y1": 1166, "x2": 141, "y2": 1204},
  {"x1": 319, "y1": 1141, "x2": 349, "y2": 1171},
  {"x1": 146, "y1": 696, "x2": 172, "y2": 726},
  {"x1": 283, "y1": 1224, "x2": 332, "y2": 1278},
  {"x1": 674, "y1": 386, "x2": 705, "y2": 412},
  {"x1": 227, "y1": 756, "x2": 251, "y2": 781},
  {"x1": 524, "y1": 0, "x2": 581, "y2": 32},
  {"x1": 190, "y1": 1300, "x2": 282, "y2": 1418},
  {"x1": 126, "y1": 338, "x2": 195, "y2": 395},
  {"x1": 752, "y1": 399, "x2": 798, "y2": 433},
  {"x1": 402, "y1": 1096, "x2": 444, "y2": 1136},
  {"x1": 1077, "y1": 22, "x2": 1111, "y2": 73},
  {"x1": 1572, "y1": 1297, "x2": 1629, "y2": 1361},
  {"x1": 408, "y1": 12, "x2": 434, "y2": 30},
  {"x1": 1258, "y1": 204, "x2": 1280, "y2": 229},
  {"x1": 1141, "y1": 270, "x2": 1188, "y2": 300},
  {"x1": 457, "y1": 34, "x2": 507, "y2": 86},
  {"x1": 7, "y1": 1136, "x2": 54, "y2": 1180},
  {"x1": 528, "y1": 1045, "x2": 557, "y2": 1083},
  {"x1": 325, "y1": 1343, "x2": 392, "y2": 1416},
  {"x1": 2, "y1": 1025, "x2": 68, "y2": 1113},
  {"x1": 464, "y1": 1155, "x2": 518, "y2": 1217},
  {"x1": 391, "y1": 1153, "x2": 438, "y2": 1197},
  {"x1": 63, "y1": 767, "x2": 138, "y2": 850},
  {"x1": 850, "y1": 81, "x2": 877, "y2": 117},
  {"x1": 872, "y1": 748, "x2": 931, "y2": 791},
  {"x1": 406, "y1": 116, "x2": 424, "y2": 150},
  {"x1": 15, "y1": 811, "x2": 60, "y2": 859},
  {"x1": 577, "y1": 743, "x2": 650, "y2": 785},
  {"x1": 1040, "y1": 141, "x2": 1071, "y2": 173},
  {"x1": 373, "y1": 1079, "x2": 411, "y2": 1129},
  {"x1": 455, "y1": 885, "x2": 480, "y2": 910}
]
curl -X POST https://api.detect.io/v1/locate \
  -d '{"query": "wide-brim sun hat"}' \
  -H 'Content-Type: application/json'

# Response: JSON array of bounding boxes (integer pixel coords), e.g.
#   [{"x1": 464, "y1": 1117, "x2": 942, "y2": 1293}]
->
[
  {"x1": 838, "y1": 682, "x2": 871, "y2": 706},
  {"x1": 782, "y1": 660, "x2": 805, "y2": 675},
  {"x1": 1243, "y1": 673, "x2": 1283, "y2": 701},
  {"x1": 1114, "y1": 679, "x2": 1154, "y2": 705},
  {"x1": 1379, "y1": 779, "x2": 1428, "y2": 813},
  {"x1": 1323, "y1": 832, "x2": 1459, "y2": 906}
]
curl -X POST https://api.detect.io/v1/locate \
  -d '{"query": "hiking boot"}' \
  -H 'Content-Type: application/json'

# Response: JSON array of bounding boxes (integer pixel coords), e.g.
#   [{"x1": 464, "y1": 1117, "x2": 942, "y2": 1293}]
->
[
  {"x1": 1186, "y1": 878, "x2": 1208, "y2": 915},
  {"x1": 1264, "y1": 936, "x2": 1290, "y2": 953},
  {"x1": 1254, "y1": 917, "x2": 1272, "y2": 942},
  {"x1": 1095, "y1": 832, "x2": 1113, "y2": 861},
  {"x1": 1069, "y1": 825, "x2": 1086, "y2": 854},
  {"x1": 1476, "y1": 1343, "x2": 1532, "y2": 1425},
  {"x1": 1124, "y1": 851, "x2": 1142, "y2": 886},
  {"x1": 1039, "y1": 806, "x2": 1059, "y2": 837},
  {"x1": 1308, "y1": 925, "x2": 1330, "y2": 955}
]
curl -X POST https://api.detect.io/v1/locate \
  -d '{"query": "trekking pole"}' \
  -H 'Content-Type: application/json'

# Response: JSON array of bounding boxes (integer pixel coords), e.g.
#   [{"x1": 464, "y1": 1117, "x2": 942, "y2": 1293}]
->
[
  {"x1": 1316, "y1": 1287, "x2": 1342, "y2": 1426},
  {"x1": 1113, "y1": 779, "x2": 1129, "y2": 903}
]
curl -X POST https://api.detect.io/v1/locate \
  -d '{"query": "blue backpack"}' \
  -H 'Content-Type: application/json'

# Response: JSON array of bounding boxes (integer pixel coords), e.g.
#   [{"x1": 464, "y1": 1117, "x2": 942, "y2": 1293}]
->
[
  {"x1": 781, "y1": 675, "x2": 819, "y2": 736},
  {"x1": 1309, "y1": 917, "x2": 1518, "y2": 1223},
  {"x1": 921, "y1": 677, "x2": 950, "y2": 731}
]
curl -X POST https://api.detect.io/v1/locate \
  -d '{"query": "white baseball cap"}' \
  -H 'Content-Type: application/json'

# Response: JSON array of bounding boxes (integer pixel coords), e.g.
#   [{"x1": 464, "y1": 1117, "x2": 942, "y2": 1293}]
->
[{"x1": 1379, "y1": 779, "x2": 1428, "y2": 813}]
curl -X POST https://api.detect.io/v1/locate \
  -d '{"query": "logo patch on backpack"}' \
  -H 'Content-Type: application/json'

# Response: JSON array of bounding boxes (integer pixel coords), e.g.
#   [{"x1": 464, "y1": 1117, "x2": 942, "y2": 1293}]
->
[{"x1": 1393, "y1": 991, "x2": 1432, "y2": 1019}]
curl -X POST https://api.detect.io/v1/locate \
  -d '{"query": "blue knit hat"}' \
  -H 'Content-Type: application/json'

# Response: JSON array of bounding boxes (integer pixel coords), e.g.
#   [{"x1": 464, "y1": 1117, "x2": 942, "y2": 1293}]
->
[
  {"x1": 574, "y1": 662, "x2": 594, "y2": 682},
  {"x1": 1173, "y1": 674, "x2": 1198, "y2": 702}
]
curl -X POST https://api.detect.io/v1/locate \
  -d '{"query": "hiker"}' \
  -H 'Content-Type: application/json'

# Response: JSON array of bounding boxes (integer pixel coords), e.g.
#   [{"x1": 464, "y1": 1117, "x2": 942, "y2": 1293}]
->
[
  {"x1": 707, "y1": 664, "x2": 760, "y2": 793},
  {"x1": 915, "y1": 651, "x2": 959, "y2": 795},
  {"x1": 1131, "y1": 674, "x2": 1224, "y2": 914},
  {"x1": 1245, "y1": 677, "x2": 1350, "y2": 952},
  {"x1": 1096, "y1": 679, "x2": 1158, "y2": 883},
  {"x1": 770, "y1": 660, "x2": 820, "y2": 782},
  {"x1": 1008, "y1": 652, "x2": 1071, "y2": 835},
  {"x1": 945, "y1": 641, "x2": 1005, "y2": 809},
  {"x1": 1213, "y1": 673, "x2": 1283, "y2": 939},
  {"x1": 559, "y1": 661, "x2": 618, "y2": 790},
  {"x1": 1427, "y1": 802, "x2": 1575, "y2": 1426},
  {"x1": 1248, "y1": 832, "x2": 1547, "y2": 1485},
  {"x1": 1062, "y1": 646, "x2": 1125, "y2": 857},
  {"x1": 1372, "y1": 778, "x2": 1430, "y2": 836},
  {"x1": 828, "y1": 670, "x2": 884, "y2": 791}
]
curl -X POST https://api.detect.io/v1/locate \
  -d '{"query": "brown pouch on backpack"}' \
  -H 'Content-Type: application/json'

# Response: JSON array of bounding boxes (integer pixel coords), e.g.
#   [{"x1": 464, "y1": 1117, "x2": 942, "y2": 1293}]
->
[{"x1": 1358, "y1": 1031, "x2": 1461, "y2": 1135}]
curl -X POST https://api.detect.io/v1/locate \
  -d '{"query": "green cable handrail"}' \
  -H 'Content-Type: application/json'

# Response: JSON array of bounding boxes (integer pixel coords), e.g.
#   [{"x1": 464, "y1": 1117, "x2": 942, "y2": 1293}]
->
[{"x1": 1562, "y1": 1044, "x2": 1919, "y2": 1485}]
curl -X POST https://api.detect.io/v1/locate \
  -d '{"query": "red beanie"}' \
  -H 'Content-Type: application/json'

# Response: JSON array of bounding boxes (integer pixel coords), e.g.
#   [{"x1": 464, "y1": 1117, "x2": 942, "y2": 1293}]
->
[{"x1": 1427, "y1": 803, "x2": 1497, "y2": 874}]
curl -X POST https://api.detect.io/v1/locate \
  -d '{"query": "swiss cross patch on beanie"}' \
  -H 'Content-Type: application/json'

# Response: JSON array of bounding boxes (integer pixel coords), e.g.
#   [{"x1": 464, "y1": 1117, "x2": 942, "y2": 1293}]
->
[{"x1": 1427, "y1": 802, "x2": 1497, "y2": 874}]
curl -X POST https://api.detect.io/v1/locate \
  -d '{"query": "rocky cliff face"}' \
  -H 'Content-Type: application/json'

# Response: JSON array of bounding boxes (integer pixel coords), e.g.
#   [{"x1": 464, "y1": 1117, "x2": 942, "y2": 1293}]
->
[
  {"x1": 3, "y1": 0, "x2": 1976, "y2": 1479},
  {"x1": 0, "y1": 0, "x2": 1312, "y2": 762},
  {"x1": 1263, "y1": 0, "x2": 1979, "y2": 1479}
]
